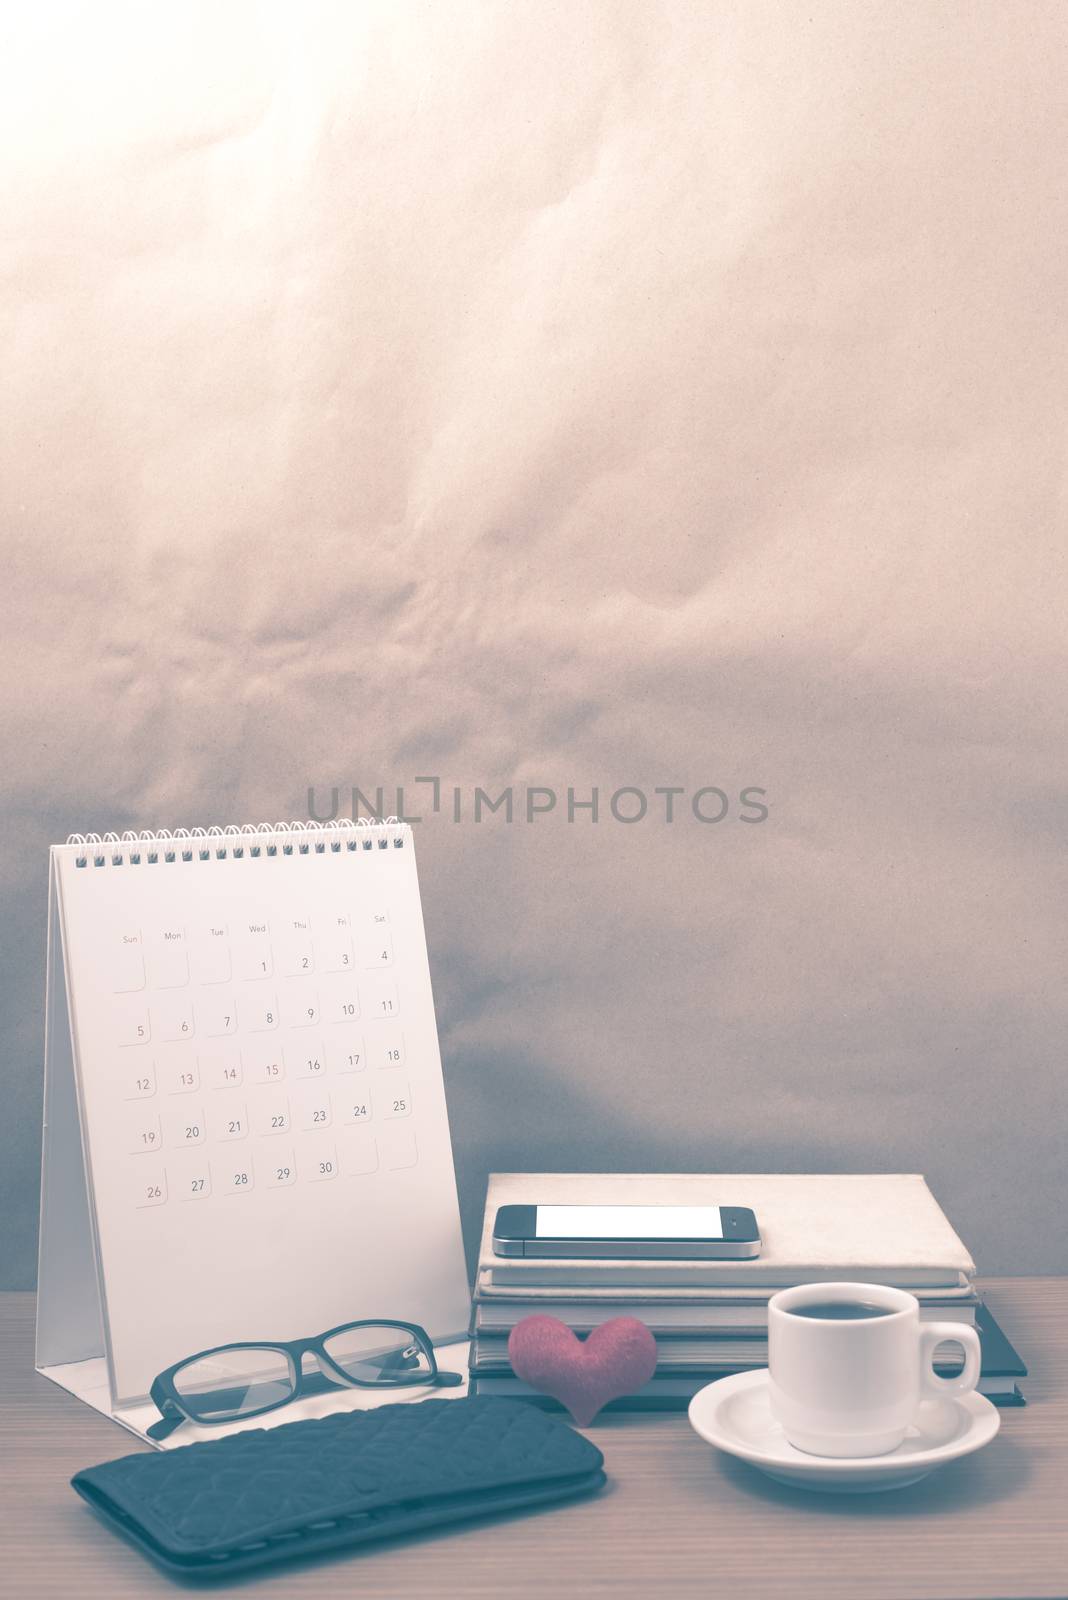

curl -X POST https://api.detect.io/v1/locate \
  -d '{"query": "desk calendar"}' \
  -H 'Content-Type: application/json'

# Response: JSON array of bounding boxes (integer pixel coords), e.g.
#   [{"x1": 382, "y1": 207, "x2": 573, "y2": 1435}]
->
[{"x1": 36, "y1": 820, "x2": 470, "y2": 1420}]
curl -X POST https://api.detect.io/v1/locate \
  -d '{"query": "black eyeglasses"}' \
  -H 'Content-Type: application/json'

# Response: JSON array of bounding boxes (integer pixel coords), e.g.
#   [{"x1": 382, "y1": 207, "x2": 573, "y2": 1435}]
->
[{"x1": 147, "y1": 1319, "x2": 463, "y2": 1441}]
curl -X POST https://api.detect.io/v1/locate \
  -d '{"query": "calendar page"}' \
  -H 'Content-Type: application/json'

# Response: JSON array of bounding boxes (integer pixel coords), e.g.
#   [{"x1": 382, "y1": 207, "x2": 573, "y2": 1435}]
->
[{"x1": 51, "y1": 822, "x2": 470, "y2": 1405}]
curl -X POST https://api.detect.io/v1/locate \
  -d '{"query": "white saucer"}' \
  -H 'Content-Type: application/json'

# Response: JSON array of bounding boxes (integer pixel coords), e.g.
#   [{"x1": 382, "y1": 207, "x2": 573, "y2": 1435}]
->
[{"x1": 688, "y1": 1370, "x2": 1000, "y2": 1493}]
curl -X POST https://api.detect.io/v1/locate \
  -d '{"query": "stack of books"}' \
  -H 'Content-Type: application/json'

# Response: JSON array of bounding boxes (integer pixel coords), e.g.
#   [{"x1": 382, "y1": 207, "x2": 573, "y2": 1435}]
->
[{"x1": 469, "y1": 1173, "x2": 1027, "y2": 1409}]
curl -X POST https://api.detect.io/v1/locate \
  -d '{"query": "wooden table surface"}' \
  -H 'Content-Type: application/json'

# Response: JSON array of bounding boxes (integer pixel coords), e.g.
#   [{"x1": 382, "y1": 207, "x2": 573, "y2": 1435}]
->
[{"x1": 3, "y1": 1281, "x2": 1065, "y2": 1600}]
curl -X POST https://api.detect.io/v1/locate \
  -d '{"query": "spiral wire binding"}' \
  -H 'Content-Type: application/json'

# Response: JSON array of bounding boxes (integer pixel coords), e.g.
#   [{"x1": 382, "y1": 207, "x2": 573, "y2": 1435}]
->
[{"x1": 66, "y1": 819, "x2": 406, "y2": 868}]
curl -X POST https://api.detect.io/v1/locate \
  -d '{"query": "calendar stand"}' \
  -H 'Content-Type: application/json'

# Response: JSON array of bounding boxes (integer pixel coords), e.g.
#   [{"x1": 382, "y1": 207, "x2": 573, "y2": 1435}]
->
[{"x1": 35, "y1": 821, "x2": 472, "y2": 1447}]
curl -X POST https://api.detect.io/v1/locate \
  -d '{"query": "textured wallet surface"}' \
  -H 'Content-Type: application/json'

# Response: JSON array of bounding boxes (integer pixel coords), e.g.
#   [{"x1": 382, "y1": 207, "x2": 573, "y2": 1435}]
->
[{"x1": 72, "y1": 1397, "x2": 606, "y2": 1579}]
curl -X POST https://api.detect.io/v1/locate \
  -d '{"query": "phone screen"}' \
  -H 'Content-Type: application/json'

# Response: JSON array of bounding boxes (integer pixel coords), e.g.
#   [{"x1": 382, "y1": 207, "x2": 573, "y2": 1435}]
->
[{"x1": 534, "y1": 1204, "x2": 724, "y2": 1240}]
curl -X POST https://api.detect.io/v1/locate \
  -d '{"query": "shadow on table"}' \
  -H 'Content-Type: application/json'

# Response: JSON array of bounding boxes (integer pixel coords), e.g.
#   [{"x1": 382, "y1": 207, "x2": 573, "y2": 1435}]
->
[{"x1": 705, "y1": 1435, "x2": 1031, "y2": 1517}]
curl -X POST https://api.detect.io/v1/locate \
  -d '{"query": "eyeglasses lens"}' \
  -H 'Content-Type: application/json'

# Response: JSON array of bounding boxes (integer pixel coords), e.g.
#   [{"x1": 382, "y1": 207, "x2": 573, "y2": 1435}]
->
[
  {"x1": 322, "y1": 1323, "x2": 432, "y2": 1385},
  {"x1": 173, "y1": 1347, "x2": 295, "y2": 1421}
]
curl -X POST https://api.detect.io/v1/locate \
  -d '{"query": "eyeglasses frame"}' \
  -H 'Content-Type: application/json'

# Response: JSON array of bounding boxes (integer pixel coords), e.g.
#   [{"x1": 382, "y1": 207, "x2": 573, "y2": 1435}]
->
[{"x1": 147, "y1": 1317, "x2": 461, "y2": 1441}]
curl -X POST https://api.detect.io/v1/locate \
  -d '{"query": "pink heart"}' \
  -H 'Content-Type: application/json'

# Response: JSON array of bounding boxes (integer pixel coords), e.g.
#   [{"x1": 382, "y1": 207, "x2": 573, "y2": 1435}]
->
[{"x1": 507, "y1": 1315, "x2": 658, "y2": 1425}]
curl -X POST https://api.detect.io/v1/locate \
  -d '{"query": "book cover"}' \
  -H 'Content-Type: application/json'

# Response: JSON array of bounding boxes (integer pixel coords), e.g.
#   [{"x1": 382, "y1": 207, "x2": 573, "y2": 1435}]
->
[
  {"x1": 472, "y1": 1295, "x2": 977, "y2": 1333},
  {"x1": 470, "y1": 1299, "x2": 1022, "y2": 1375},
  {"x1": 476, "y1": 1267, "x2": 978, "y2": 1306},
  {"x1": 469, "y1": 1374, "x2": 1025, "y2": 1409},
  {"x1": 478, "y1": 1173, "x2": 976, "y2": 1291}
]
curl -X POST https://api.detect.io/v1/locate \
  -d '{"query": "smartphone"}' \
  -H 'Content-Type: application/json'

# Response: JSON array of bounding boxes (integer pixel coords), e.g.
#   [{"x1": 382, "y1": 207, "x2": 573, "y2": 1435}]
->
[{"x1": 492, "y1": 1203, "x2": 761, "y2": 1259}]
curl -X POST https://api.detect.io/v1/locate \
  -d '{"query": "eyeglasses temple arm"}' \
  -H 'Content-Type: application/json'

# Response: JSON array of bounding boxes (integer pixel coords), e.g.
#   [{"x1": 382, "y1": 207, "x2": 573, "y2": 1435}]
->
[
  {"x1": 146, "y1": 1404, "x2": 187, "y2": 1441},
  {"x1": 433, "y1": 1371, "x2": 464, "y2": 1388}
]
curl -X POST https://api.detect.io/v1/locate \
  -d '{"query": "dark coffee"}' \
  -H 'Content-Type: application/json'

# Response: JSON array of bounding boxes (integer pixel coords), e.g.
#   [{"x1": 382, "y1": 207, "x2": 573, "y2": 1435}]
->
[{"x1": 789, "y1": 1300, "x2": 891, "y2": 1321}]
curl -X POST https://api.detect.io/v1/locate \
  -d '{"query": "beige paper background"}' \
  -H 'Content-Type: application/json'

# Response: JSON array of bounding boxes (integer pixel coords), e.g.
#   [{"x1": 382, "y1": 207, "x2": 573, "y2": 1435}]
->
[{"x1": 2, "y1": 1, "x2": 1066, "y2": 1285}]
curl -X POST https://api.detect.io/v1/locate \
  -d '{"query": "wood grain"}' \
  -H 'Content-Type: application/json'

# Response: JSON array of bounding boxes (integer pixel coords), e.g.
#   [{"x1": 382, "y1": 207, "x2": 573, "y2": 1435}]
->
[{"x1": 2, "y1": 1280, "x2": 1064, "y2": 1599}]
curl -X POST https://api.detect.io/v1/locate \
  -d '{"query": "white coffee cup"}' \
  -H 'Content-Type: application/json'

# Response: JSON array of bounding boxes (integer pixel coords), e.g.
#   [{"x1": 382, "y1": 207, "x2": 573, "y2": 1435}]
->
[{"x1": 768, "y1": 1281, "x2": 982, "y2": 1458}]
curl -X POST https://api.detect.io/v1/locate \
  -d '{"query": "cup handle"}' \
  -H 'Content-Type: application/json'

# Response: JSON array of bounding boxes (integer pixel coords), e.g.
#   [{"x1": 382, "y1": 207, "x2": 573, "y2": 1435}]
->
[{"x1": 919, "y1": 1321, "x2": 982, "y2": 1398}]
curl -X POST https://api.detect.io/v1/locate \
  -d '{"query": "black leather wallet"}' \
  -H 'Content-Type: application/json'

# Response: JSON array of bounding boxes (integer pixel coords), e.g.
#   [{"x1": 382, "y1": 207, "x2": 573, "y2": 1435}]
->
[{"x1": 72, "y1": 1397, "x2": 606, "y2": 1579}]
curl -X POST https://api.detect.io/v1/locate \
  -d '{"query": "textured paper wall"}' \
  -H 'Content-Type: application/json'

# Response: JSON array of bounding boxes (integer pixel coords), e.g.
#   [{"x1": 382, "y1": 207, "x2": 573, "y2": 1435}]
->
[{"x1": 3, "y1": 1, "x2": 1066, "y2": 1284}]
